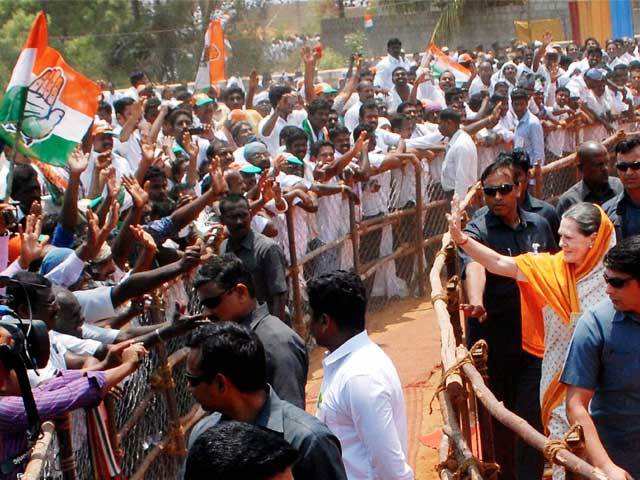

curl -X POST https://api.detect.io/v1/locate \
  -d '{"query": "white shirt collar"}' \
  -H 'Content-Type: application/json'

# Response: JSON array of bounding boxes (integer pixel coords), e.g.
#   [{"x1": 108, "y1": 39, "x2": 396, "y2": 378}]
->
[{"x1": 322, "y1": 330, "x2": 371, "y2": 367}]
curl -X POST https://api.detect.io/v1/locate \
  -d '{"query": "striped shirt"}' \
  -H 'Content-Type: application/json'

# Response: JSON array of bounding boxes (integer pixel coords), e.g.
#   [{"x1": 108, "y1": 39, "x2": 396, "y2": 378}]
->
[{"x1": 0, "y1": 371, "x2": 107, "y2": 480}]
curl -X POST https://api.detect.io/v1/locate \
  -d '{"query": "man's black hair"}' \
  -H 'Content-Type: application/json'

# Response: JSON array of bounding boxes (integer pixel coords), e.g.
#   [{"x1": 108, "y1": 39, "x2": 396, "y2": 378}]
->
[
  {"x1": 279, "y1": 125, "x2": 303, "y2": 145},
  {"x1": 352, "y1": 123, "x2": 375, "y2": 142},
  {"x1": 615, "y1": 137, "x2": 640, "y2": 154},
  {"x1": 387, "y1": 38, "x2": 401, "y2": 48},
  {"x1": 187, "y1": 322, "x2": 266, "y2": 391},
  {"x1": 604, "y1": 235, "x2": 640, "y2": 281},
  {"x1": 510, "y1": 147, "x2": 531, "y2": 172},
  {"x1": 168, "y1": 108, "x2": 193, "y2": 127},
  {"x1": 144, "y1": 165, "x2": 167, "y2": 184},
  {"x1": 480, "y1": 155, "x2": 516, "y2": 183},
  {"x1": 586, "y1": 46, "x2": 603, "y2": 58},
  {"x1": 144, "y1": 97, "x2": 161, "y2": 116},
  {"x1": 438, "y1": 108, "x2": 461, "y2": 123},
  {"x1": 397, "y1": 101, "x2": 417, "y2": 114},
  {"x1": 444, "y1": 87, "x2": 462, "y2": 106},
  {"x1": 391, "y1": 66, "x2": 407, "y2": 77},
  {"x1": 219, "y1": 193, "x2": 250, "y2": 216},
  {"x1": 510, "y1": 88, "x2": 529, "y2": 102},
  {"x1": 206, "y1": 140, "x2": 231, "y2": 159},
  {"x1": 310, "y1": 140, "x2": 334, "y2": 158},
  {"x1": 307, "y1": 270, "x2": 367, "y2": 332},
  {"x1": 390, "y1": 113, "x2": 407, "y2": 132},
  {"x1": 328, "y1": 125, "x2": 350, "y2": 142},
  {"x1": 358, "y1": 99, "x2": 378, "y2": 119},
  {"x1": 468, "y1": 93, "x2": 486, "y2": 112},
  {"x1": 129, "y1": 71, "x2": 145, "y2": 86},
  {"x1": 556, "y1": 86, "x2": 571, "y2": 95},
  {"x1": 489, "y1": 93, "x2": 507, "y2": 105},
  {"x1": 307, "y1": 98, "x2": 332, "y2": 116},
  {"x1": 185, "y1": 420, "x2": 297, "y2": 480},
  {"x1": 194, "y1": 253, "x2": 255, "y2": 298},
  {"x1": 268, "y1": 85, "x2": 292, "y2": 108},
  {"x1": 7, "y1": 271, "x2": 52, "y2": 313},
  {"x1": 98, "y1": 101, "x2": 112, "y2": 114},
  {"x1": 222, "y1": 86, "x2": 245, "y2": 103},
  {"x1": 284, "y1": 127, "x2": 308, "y2": 149},
  {"x1": 113, "y1": 97, "x2": 135, "y2": 117}
]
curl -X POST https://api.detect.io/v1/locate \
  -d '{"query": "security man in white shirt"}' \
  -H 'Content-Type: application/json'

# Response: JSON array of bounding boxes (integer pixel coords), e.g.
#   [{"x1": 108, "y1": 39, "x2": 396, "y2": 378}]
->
[
  {"x1": 438, "y1": 108, "x2": 479, "y2": 199},
  {"x1": 309, "y1": 270, "x2": 414, "y2": 480}
]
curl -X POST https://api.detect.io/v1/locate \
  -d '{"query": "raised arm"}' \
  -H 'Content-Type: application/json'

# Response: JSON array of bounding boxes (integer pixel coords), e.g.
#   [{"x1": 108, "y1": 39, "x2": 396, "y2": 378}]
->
[
  {"x1": 302, "y1": 46, "x2": 316, "y2": 105},
  {"x1": 119, "y1": 98, "x2": 144, "y2": 143},
  {"x1": 61, "y1": 148, "x2": 89, "y2": 234},
  {"x1": 448, "y1": 196, "x2": 522, "y2": 280},
  {"x1": 246, "y1": 70, "x2": 259, "y2": 110}
]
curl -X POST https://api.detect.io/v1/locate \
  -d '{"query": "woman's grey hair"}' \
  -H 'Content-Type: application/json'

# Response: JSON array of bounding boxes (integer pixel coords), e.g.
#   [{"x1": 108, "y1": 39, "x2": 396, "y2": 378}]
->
[{"x1": 562, "y1": 202, "x2": 601, "y2": 236}]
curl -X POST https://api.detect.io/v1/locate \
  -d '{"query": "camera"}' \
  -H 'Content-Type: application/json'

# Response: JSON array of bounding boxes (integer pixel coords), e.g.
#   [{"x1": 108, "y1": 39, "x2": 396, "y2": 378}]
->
[
  {"x1": 0, "y1": 317, "x2": 49, "y2": 370},
  {"x1": 188, "y1": 126, "x2": 205, "y2": 135}
]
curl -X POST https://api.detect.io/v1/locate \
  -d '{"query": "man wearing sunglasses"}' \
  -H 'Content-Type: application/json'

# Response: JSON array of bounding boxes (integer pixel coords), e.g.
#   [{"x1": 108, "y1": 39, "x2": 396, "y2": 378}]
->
[
  {"x1": 556, "y1": 141, "x2": 623, "y2": 217},
  {"x1": 603, "y1": 138, "x2": 640, "y2": 240},
  {"x1": 185, "y1": 322, "x2": 347, "y2": 480},
  {"x1": 460, "y1": 157, "x2": 557, "y2": 480},
  {"x1": 562, "y1": 236, "x2": 640, "y2": 480},
  {"x1": 193, "y1": 254, "x2": 308, "y2": 409}
]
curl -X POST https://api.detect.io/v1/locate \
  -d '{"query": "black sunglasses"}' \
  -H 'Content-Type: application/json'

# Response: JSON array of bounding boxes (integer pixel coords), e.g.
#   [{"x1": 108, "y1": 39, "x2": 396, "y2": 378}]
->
[
  {"x1": 200, "y1": 288, "x2": 232, "y2": 310},
  {"x1": 185, "y1": 370, "x2": 210, "y2": 387},
  {"x1": 603, "y1": 273, "x2": 633, "y2": 289},
  {"x1": 483, "y1": 183, "x2": 516, "y2": 197},
  {"x1": 616, "y1": 161, "x2": 640, "y2": 172}
]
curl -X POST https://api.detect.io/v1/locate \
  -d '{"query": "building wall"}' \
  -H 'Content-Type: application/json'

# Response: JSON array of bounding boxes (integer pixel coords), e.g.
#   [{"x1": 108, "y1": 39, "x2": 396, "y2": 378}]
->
[{"x1": 321, "y1": 0, "x2": 572, "y2": 56}]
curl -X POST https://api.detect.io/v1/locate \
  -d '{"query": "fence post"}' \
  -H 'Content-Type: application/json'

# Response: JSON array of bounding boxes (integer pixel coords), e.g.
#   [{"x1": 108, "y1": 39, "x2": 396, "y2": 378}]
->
[
  {"x1": 414, "y1": 165, "x2": 426, "y2": 296},
  {"x1": 534, "y1": 162, "x2": 543, "y2": 198},
  {"x1": 54, "y1": 413, "x2": 78, "y2": 480},
  {"x1": 285, "y1": 208, "x2": 304, "y2": 336},
  {"x1": 148, "y1": 293, "x2": 186, "y2": 459},
  {"x1": 470, "y1": 340, "x2": 496, "y2": 465},
  {"x1": 348, "y1": 195, "x2": 361, "y2": 274}
]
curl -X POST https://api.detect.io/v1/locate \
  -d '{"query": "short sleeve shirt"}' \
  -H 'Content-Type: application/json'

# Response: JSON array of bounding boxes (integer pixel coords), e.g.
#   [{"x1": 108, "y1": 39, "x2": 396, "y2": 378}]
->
[
  {"x1": 561, "y1": 299, "x2": 640, "y2": 476},
  {"x1": 221, "y1": 230, "x2": 288, "y2": 303},
  {"x1": 73, "y1": 286, "x2": 117, "y2": 324}
]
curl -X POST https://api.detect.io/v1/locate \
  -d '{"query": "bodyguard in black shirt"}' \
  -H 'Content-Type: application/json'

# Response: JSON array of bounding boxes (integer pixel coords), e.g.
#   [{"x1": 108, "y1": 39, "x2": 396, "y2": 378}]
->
[{"x1": 460, "y1": 156, "x2": 557, "y2": 480}]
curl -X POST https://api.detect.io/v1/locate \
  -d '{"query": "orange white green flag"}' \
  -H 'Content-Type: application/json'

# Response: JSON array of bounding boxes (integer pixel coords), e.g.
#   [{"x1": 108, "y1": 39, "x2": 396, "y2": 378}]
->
[
  {"x1": 426, "y1": 43, "x2": 471, "y2": 84},
  {"x1": 0, "y1": 11, "x2": 100, "y2": 167}
]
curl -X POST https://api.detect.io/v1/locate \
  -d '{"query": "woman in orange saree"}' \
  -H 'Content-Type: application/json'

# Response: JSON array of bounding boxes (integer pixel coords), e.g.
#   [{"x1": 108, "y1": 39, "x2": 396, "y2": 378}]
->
[{"x1": 449, "y1": 199, "x2": 615, "y2": 479}]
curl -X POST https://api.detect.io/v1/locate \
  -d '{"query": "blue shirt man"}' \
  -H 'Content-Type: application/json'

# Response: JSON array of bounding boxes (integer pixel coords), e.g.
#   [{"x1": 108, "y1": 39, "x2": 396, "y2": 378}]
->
[
  {"x1": 511, "y1": 88, "x2": 545, "y2": 165},
  {"x1": 561, "y1": 236, "x2": 640, "y2": 479}
]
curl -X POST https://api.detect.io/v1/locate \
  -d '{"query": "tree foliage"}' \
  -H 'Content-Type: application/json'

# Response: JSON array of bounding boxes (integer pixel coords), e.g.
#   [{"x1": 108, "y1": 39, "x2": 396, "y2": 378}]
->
[{"x1": 0, "y1": 0, "x2": 271, "y2": 89}]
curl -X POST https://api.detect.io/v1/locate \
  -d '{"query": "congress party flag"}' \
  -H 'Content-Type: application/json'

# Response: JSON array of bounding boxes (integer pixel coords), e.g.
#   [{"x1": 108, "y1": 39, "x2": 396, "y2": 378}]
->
[
  {"x1": 364, "y1": 12, "x2": 374, "y2": 30},
  {"x1": 0, "y1": 11, "x2": 100, "y2": 167},
  {"x1": 195, "y1": 18, "x2": 227, "y2": 91},
  {"x1": 427, "y1": 43, "x2": 471, "y2": 84}
]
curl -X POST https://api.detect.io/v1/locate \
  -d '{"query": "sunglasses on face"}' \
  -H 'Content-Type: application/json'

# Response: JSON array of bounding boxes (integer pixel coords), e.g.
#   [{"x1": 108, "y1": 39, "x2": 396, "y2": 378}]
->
[
  {"x1": 200, "y1": 288, "x2": 232, "y2": 310},
  {"x1": 185, "y1": 370, "x2": 210, "y2": 387},
  {"x1": 616, "y1": 161, "x2": 640, "y2": 172},
  {"x1": 483, "y1": 183, "x2": 516, "y2": 197},
  {"x1": 603, "y1": 273, "x2": 633, "y2": 289}
]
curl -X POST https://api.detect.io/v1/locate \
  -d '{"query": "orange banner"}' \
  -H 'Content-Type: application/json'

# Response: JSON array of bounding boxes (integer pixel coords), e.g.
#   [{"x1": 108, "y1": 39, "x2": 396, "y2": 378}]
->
[{"x1": 208, "y1": 19, "x2": 226, "y2": 84}]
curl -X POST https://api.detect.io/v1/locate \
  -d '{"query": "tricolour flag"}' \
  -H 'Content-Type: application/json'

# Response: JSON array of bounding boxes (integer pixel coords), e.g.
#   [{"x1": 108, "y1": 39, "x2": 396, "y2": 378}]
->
[
  {"x1": 364, "y1": 12, "x2": 374, "y2": 30},
  {"x1": 194, "y1": 18, "x2": 226, "y2": 91},
  {"x1": 427, "y1": 43, "x2": 471, "y2": 84},
  {"x1": 0, "y1": 12, "x2": 99, "y2": 167}
]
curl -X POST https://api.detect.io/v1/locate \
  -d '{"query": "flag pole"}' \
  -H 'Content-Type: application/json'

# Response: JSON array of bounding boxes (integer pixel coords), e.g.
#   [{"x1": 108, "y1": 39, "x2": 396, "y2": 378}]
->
[{"x1": 3, "y1": 89, "x2": 27, "y2": 202}]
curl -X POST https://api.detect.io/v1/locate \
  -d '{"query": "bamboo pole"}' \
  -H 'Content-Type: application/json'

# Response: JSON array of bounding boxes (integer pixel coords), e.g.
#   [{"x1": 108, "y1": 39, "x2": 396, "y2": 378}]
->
[
  {"x1": 349, "y1": 195, "x2": 361, "y2": 274},
  {"x1": 285, "y1": 208, "x2": 305, "y2": 336},
  {"x1": 456, "y1": 346, "x2": 608, "y2": 480},
  {"x1": 20, "y1": 421, "x2": 55, "y2": 480},
  {"x1": 54, "y1": 413, "x2": 77, "y2": 480},
  {"x1": 414, "y1": 164, "x2": 427, "y2": 296},
  {"x1": 470, "y1": 341, "x2": 496, "y2": 464}
]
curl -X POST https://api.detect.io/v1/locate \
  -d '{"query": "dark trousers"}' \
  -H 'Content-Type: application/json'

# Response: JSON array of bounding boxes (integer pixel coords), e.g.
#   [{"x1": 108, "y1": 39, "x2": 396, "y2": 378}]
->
[{"x1": 485, "y1": 351, "x2": 544, "y2": 480}]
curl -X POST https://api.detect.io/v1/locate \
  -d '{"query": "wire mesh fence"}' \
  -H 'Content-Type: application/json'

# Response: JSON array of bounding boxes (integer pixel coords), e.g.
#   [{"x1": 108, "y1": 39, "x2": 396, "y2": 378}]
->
[{"x1": 21, "y1": 128, "x2": 599, "y2": 479}]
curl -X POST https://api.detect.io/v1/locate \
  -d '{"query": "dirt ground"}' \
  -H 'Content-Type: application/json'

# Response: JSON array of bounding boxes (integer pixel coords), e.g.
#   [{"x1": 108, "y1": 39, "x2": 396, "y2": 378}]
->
[{"x1": 305, "y1": 297, "x2": 443, "y2": 480}]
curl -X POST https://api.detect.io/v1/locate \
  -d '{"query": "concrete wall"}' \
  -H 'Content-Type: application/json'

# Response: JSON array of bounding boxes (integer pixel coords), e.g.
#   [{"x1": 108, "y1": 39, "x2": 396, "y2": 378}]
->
[{"x1": 321, "y1": 0, "x2": 572, "y2": 56}]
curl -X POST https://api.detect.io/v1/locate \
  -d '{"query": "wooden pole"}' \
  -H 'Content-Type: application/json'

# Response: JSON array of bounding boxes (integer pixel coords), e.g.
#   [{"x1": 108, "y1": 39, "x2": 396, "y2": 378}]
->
[
  {"x1": 21, "y1": 421, "x2": 55, "y2": 480},
  {"x1": 54, "y1": 413, "x2": 78, "y2": 480},
  {"x1": 470, "y1": 341, "x2": 496, "y2": 464},
  {"x1": 456, "y1": 346, "x2": 608, "y2": 480},
  {"x1": 349, "y1": 195, "x2": 361, "y2": 274},
  {"x1": 285, "y1": 208, "x2": 304, "y2": 336},
  {"x1": 414, "y1": 164, "x2": 427, "y2": 296}
]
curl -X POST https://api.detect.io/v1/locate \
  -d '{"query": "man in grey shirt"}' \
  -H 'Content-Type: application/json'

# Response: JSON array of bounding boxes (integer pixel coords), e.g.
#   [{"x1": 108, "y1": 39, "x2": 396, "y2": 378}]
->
[
  {"x1": 194, "y1": 254, "x2": 308, "y2": 408},
  {"x1": 556, "y1": 141, "x2": 623, "y2": 217},
  {"x1": 220, "y1": 194, "x2": 288, "y2": 321},
  {"x1": 186, "y1": 322, "x2": 347, "y2": 480}
]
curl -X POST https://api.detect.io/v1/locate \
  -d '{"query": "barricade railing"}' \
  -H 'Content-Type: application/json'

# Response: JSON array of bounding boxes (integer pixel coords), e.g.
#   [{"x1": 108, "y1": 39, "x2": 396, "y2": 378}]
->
[
  {"x1": 19, "y1": 126, "x2": 635, "y2": 478},
  {"x1": 428, "y1": 163, "x2": 618, "y2": 478}
]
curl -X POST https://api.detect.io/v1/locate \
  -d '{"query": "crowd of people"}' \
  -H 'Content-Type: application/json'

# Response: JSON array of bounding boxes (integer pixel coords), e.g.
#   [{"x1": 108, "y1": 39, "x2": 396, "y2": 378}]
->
[{"x1": 0, "y1": 29, "x2": 640, "y2": 480}]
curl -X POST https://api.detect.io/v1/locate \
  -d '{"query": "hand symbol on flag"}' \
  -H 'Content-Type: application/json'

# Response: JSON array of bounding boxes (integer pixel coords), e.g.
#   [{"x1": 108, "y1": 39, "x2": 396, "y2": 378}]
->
[{"x1": 22, "y1": 67, "x2": 66, "y2": 141}]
